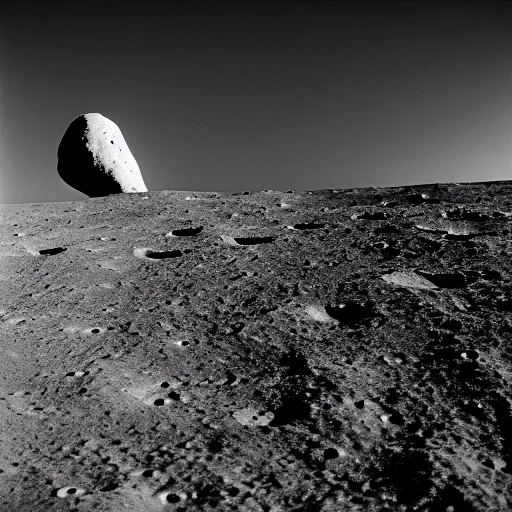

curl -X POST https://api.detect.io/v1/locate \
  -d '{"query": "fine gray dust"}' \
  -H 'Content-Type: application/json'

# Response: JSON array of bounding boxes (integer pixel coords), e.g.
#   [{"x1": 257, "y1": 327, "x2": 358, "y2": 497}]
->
[{"x1": 1, "y1": 181, "x2": 512, "y2": 511}]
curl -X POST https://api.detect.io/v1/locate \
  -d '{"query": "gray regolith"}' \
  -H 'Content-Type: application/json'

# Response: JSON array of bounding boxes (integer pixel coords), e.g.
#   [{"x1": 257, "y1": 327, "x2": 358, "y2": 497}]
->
[{"x1": 1, "y1": 181, "x2": 512, "y2": 511}]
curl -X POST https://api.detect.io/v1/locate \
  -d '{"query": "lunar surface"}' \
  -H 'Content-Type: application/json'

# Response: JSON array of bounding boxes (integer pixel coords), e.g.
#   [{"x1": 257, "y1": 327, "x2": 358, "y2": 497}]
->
[
  {"x1": 1, "y1": 181, "x2": 512, "y2": 511},
  {"x1": 57, "y1": 113, "x2": 148, "y2": 197}
]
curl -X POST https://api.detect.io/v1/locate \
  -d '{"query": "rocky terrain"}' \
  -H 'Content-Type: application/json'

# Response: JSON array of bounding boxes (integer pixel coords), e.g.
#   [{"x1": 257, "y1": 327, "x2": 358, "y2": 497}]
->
[{"x1": 1, "y1": 180, "x2": 512, "y2": 511}]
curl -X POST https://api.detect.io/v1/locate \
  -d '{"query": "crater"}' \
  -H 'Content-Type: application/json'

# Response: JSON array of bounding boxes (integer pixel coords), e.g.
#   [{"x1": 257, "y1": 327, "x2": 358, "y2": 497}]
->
[
  {"x1": 168, "y1": 226, "x2": 203, "y2": 237},
  {"x1": 172, "y1": 339, "x2": 191, "y2": 347},
  {"x1": 134, "y1": 247, "x2": 183, "y2": 260},
  {"x1": 443, "y1": 209, "x2": 492, "y2": 222},
  {"x1": 292, "y1": 223, "x2": 326, "y2": 230},
  {"x1": 324, "y1": 301, "x2": 378, "y2": 327},
  {"x1": 54, "y1": 486, "x2": 86, "y2": 498},
  {"x1": 82, "y1": 327, "x2": 105, "y2": 335},
  {"x1": 233, "y1": 237, "x2": 275, "y2": 245},
  {"x1": 443, "y1": 233, "x2": 477, "y2": 241},
  {"x1": 159, "y1": 491, "x2": 187, "y2": 505},
  {"x1": 99, "y1": 482, "x2": 119, "y2": 492},
  {"x1": 145, "y1": 249, "x2": 183, "y2": 259},
  {"x1": 39, "y1": 247, "x2": 67, "y2": 256},
  {"x1": 415, "y1": 270, "x2": 468, "y2": 289},
  {"x1": 352, "y1": 211, "x2": 389, "y2": 220}
]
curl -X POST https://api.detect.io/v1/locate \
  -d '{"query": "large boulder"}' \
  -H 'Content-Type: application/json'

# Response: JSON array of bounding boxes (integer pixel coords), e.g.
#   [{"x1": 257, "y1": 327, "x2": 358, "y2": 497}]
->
[{"x1": 57, "y1": 113, "x2": 148, "y2": 197}]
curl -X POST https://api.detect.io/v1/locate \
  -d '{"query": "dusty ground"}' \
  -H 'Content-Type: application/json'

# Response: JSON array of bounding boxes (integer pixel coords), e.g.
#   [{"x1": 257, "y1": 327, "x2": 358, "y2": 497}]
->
[{"x1": 1, "y1": 181, "x2": 512, "y2": 511}]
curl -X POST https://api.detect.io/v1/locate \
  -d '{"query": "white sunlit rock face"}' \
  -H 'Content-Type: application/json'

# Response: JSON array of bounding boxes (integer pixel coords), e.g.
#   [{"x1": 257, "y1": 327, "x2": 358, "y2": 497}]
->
[{"x1": 57, "y1": 113, "x2": 148, "y2": 197}]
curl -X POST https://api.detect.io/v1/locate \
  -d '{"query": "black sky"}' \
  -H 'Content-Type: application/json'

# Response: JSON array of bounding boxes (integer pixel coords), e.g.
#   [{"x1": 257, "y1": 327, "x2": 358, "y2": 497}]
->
[{"x1": 1, "y1": 0, "x2": 512, "y2": 204}]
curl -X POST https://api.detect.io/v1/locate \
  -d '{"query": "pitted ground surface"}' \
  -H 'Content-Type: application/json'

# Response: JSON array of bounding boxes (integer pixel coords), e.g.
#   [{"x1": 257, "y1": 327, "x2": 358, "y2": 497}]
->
[{"x1": 1, "y1": 181, "x2": 512, "y2": 511}]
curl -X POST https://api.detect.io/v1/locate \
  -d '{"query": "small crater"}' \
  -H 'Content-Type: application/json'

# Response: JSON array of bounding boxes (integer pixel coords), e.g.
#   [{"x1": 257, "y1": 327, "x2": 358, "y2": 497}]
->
[
  {"x1": 482, "y1": 458, "x2": 495, "y2": 470},
  {"x1": 233, "y1": 237, "x2": 275, "y2": 245},
  {"x1": 83, "y1": 327, "x2": 105, "y2": 335},
  {"x1": 39, "y1": 247, "x2": 67, "y2": 256},
  {"x1": 65, "y1": 371, "x2": 85, "y2": 377},
  {"x1": 227, "y1": 486, "x2": 240, "y2": 497},
  {"x1": 443, "y1": 233, "x2": 476, "y2": 241},
  {"x1": 353, "y1": 211, "x2": 389, "y2": 220},
  {"x1": 158, "y1": 488, "x2": 187, "y2": 505},
  {"x1": 165, "y1": 493, "x2": 181, "y2": 503},
  {"x1": 293, "y1": 222, "x2": 326, "y2": 230},
  {"x1": 497, "y1": 296, "x2": 512, "y2": 312},
  {"x1": 381, "y1": 245, "x2": 401, "y2": 260},
  {"x1": 324, "y1": 448, "x2": 339, "y2": 460},
  {"x1": 407, "y1": 193, "x2": 425, "y2": 205},
  {"x1": 242, "y1": 296, "x2": 257, "y2": 307},
  {"x1": 224, "y1": 371, "x2": 238, "y2": 385},
  {"x1": 478, "y1": 268, "x2": 502, "y2": 281},
  {"x1": 415, "y1": 225, "x2": 448, "y2": 234},
  {"x1": 145, "y1": 249, "x2": 183, "y2": 260},
  {"x1": 169, "y1": 226, "x2": 203, "y2": 237},
  {"x1": 439, "y1": 318, "x2": 462, "y2": 332},
  {"x1": 325, "y1": 301, "x2": 377, "y2": 327},
  {"x1": 385, "y1": 387, "x2": 400, "y2": 404},
  {"x1": 415, "y1": 271, "x2": 468, "y2": 289},
  {"x1": 55, "y1": 486, "x2": 86, "y2": 498},
  {"x1": 281, "y1": 348, "x2": 312, "y2": 376},
  {"x1": 99, "y1": 482, "x2": 119, "y2": 492},
  {"x1": 444, "y1": 209, "x2": 491, "y2": 221},
  {"x1": 207, "y1": 439, "x2": 223, "y2": 453}
]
